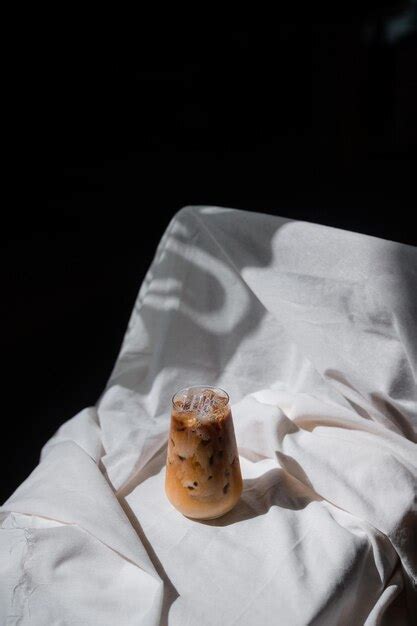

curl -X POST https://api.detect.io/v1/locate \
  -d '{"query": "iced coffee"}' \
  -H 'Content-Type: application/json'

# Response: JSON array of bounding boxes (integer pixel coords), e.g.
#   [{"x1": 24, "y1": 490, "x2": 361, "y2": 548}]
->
[{"x1": 165, "y1": 386, "x2": 242, "y2": 520}]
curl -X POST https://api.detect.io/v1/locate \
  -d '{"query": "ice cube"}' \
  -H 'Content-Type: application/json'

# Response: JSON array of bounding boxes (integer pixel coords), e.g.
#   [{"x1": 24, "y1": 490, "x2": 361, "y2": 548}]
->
[{"x1": 175, "y1": 386, "x2": 226, "y2": 419}]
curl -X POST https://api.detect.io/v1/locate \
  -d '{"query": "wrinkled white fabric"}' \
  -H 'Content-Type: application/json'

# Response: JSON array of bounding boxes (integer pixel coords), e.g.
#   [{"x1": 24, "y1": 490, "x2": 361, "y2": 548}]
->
[{"x1": 1, "y1": 206, "x2": 416, "y2": 625}]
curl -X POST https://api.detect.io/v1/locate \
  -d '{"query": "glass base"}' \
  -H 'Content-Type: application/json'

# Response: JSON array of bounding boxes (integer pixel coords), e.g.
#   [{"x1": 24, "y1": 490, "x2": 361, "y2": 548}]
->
[{"x1": 183, "y1": 500, "x2": 239, "y2": 521}]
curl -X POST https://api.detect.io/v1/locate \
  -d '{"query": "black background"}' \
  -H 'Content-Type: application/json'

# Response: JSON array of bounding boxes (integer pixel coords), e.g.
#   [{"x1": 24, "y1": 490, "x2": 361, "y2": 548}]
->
[{"x1": 2, "y1": 11, "x2": 416, "y2": 501}]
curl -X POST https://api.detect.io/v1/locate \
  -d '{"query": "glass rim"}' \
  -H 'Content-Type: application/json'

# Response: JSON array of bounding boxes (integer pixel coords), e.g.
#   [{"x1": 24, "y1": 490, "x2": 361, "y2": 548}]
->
[{"x1": 171, "y1": 385, "x2": 230, "y2": 409}]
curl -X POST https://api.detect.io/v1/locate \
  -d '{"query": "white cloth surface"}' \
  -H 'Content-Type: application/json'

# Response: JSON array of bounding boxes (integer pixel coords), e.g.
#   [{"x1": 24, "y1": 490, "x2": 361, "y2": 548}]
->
[{"x1": 1, "y1": 206, "x2": 416, "y2": 625}]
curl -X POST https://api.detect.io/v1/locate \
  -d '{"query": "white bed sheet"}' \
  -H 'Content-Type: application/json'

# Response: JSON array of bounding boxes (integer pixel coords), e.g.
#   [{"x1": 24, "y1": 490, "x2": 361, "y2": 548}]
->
[{"x1": 1, "y1": 206, "x2": 416, "y2": 625}]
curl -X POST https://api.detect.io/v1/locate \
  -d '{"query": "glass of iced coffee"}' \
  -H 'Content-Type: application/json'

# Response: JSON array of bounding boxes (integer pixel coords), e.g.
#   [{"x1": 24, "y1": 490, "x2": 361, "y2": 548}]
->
[{"x1": 165, "y1": 386, "x2": 243, "y2": 520}]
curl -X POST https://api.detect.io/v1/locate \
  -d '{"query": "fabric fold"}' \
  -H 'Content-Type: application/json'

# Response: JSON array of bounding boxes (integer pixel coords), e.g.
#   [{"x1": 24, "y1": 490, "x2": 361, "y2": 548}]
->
[{"x1": 3, "y1": 441, "x2": 161, "y2": 581}]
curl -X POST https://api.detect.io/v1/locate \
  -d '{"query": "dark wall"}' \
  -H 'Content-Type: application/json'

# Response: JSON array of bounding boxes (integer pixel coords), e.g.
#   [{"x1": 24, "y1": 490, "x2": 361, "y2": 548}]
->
[{"x1": 2, "y1": 15, "x2": 416, "y2": 501}]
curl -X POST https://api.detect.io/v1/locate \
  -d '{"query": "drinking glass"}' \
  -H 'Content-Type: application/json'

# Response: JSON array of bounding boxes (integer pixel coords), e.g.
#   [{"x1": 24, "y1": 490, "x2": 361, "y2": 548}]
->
[{"x1": 165, "y1": 386, "x2": 243, "y2": 520}]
